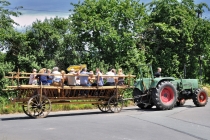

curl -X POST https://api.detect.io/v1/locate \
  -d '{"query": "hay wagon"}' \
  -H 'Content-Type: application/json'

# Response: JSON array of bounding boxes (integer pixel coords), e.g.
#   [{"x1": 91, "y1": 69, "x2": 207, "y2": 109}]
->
[{"x1": 3, "y1": 71, "x2": 135, "y2": 119}]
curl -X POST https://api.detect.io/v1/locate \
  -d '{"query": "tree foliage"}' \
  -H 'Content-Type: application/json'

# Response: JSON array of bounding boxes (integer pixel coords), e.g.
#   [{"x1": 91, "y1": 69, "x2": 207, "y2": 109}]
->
[
  {"x1": 70, "y1": 0, "x2": 147, "y2": 73},
  {"x1": 143, "y1": 0, "x2": 210, "y2": 79},
  {"x1": 1, "y1": 0, "x2": 210, "y2": 93},
  {"x1": 0, "y1": 0, "x2": 22, "y2": 51}
]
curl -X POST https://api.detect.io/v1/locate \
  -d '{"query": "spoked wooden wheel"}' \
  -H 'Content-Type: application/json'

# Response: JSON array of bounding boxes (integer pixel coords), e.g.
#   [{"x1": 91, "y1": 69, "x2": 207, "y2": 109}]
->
[
  {"x1": 22, "y1": 104, "x2": 31, "y2": 117},
  {"x1": 97, "y1": 99, "x2": 110, "y2": 112},
  {"x1": 27, "y1": 94, "x2": 51, "y2": 118},
  {"x1": 108, "y1": 95, "x2": 124, "y2": 113}
]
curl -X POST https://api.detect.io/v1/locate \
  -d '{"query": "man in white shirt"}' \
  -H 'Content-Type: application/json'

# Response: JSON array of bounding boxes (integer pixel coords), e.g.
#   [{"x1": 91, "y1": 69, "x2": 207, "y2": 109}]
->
[
  {"x1": 52, "y1": 67, "x2": 62, "y2": 83},
  {"x1": 104, "y1": 68, "x2": 115, "y2": 86}
]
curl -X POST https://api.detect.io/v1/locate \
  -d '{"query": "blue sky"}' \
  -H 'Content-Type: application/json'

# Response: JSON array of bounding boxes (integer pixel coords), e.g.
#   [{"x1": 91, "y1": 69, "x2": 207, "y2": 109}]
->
[{"x1": 6, "y1": 0, "x2": 210, "y2": 27}]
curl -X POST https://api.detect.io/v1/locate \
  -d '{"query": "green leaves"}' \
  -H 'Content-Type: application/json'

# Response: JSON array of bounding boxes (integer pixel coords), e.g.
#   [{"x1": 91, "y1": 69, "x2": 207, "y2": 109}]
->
[
  {"x1": 0, "y1": 0, "x2": 210, "y2": 83},
  {"x1": 143, "y1": 0, "x2": 210, "y2": 80},
  {"x1": 70, "y1": 0, "x2": 147, "y2": 73}
]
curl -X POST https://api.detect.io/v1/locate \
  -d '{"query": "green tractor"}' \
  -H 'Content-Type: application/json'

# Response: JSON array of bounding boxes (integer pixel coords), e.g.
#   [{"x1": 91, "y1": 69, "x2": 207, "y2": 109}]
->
[{"x1": 133, "y1": 64, "x2": 208, "y2": 110}]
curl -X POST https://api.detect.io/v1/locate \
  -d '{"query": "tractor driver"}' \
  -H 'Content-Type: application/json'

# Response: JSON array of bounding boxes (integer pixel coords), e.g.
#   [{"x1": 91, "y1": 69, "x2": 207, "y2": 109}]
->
[{"x1": 154, "y1": 67, "x2": 161, "y2": 78}]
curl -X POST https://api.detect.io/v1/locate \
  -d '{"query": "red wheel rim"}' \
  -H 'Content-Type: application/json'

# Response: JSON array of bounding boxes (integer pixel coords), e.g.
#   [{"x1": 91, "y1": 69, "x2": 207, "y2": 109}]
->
[
  {"x1": 198, "y1": 92, "x2": 207, "y2": 103},
  {"x1": 160, "y1": 86, "x2": 174, "y2": 104}
]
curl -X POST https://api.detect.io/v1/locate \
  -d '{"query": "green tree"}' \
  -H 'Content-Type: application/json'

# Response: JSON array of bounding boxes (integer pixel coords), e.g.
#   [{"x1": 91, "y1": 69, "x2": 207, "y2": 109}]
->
[
  {"x1": 70, "y1": 0, "x2": 147, "y2": 74},
  {"x1": 5, "y1": 17, "x2": 71, "y2": 72},
  {"x1": 0, "y1": 0, "x2": 21, "y2": 96},
  {"x1": 0, "y1": 0, "x2": 22, "y2": 51},
  {"x1": 143, "y1": 0, "x2": 210, "y2": 79}
]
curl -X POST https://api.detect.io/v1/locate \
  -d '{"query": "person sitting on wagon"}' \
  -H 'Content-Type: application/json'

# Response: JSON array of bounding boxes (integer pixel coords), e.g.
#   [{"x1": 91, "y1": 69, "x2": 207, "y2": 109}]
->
[
  {"x1": 61, "y1": 70, "x2": 68, "y2": 85},
  {"x1": 117, "y1": 68, "x2": 125, "y2": 85},
  {"x1": 52, "y1": 67, "x2": 62, "y2": 85},
  {"x1": 104, "y1": 67, "x2": 115, "y2": 86},
  {"x1": 35, "y1": 68, "x2": 49, "y2": 85},
  {"x1": 88, "y1": 71, "x2": 95, "y2": 85},
  {"x1": 67, "y1": 69, "x2": 78, "y2": 86},
  {"x1": 29, "y1": 69, "x2": 37, "y2": 85},
  {"x1": 92, "y1": 68, "x2": 104, "y2": 86},
  {"x1": 79, "y1": 68, "x2": 90, "y2": 86},
  {"x1": 47, "y1": 69, "x2": 53, "y2": 85}
]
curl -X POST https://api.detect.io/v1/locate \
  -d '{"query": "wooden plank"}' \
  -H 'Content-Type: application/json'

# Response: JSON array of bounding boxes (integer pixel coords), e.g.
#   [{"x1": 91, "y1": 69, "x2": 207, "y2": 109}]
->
[
  {"x1": 50, "y1": 101, "x2": 106, "y2": 105},
  {"x1": 5, "y1": 85, "x2": 134, "y2": 90},
  {"x1": 6, "y1": 72, "x2": 135, "y2": 77}
]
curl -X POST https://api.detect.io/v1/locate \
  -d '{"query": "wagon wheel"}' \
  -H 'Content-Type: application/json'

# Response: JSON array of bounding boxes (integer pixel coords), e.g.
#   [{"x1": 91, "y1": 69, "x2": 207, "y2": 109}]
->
[
  {"x1": 152, "y1": 81, "x2": 177, "y2": 110},
  {"x1": 22, "y1": 104, "x2": 31, "y2": 117},
  {"x1": 97, "y1": 98, "x2": 110, "y2": 112},
  {"x1": 108, "y1": 95, "x2": 124, "y2": 113},
  {"x1": 192, "y1": 89, "x2": 208, "y2": 107},
  {"x1": 27, "y1": 94, "x2": 51, "y2": 118}
]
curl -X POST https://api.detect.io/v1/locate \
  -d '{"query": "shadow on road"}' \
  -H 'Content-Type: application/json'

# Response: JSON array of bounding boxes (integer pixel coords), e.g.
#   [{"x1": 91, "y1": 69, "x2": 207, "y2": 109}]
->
[
  {"x1": 0, "y1": 105, "x2": 197, "y2": 121},
  {"x1": 0, "y1": 111, "x2": 109, "y2": 121}
]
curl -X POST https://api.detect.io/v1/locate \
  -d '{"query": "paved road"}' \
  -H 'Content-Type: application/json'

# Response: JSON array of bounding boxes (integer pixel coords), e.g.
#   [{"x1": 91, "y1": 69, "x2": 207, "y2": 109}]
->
[{"x1": 0, "y1": 99, "x2": 210, "y2": 140}]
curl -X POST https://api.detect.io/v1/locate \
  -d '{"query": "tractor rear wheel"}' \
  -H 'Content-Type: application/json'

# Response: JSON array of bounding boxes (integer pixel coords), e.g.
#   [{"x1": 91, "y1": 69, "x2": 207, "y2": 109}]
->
[
  {"x1": 152, "y1": 81, "x2": 177, "y2": 110},
  {"x1": 192, "y1": 89, "x2": 208, "y2": 107}
]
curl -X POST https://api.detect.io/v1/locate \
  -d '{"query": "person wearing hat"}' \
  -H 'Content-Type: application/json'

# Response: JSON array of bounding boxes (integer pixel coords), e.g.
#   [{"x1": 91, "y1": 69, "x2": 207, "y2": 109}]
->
[
  {"x1": 52, "y1": 66, "x2": 62, "y2": 85},
  {"x1": 29, "y1": 69, "x2": 37, "y2": 85}
]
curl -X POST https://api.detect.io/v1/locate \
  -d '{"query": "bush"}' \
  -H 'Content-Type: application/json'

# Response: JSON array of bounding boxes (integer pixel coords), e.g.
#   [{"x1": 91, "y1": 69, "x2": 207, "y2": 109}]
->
[{"x1": 202, "y1": 84, "x2": 210, "y2": 97}]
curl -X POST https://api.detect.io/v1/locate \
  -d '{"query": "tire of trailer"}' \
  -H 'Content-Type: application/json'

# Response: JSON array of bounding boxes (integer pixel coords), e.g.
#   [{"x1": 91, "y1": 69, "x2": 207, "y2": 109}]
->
[
  {"x1": 97, "y1": 98, "x2": 110, "y2": 112},
  {"x1": 152, "y1": 81, "x2": 177, "y2": 110},
  {"x1": 22, "y1": 104, "x2": 32, "y2": 117},
  {"x1": 27, "y1": 94, "x2": 51, "y2": 118},
  {"x1": 108, "y1": 95, "x2": 124, "y2": 113},
  {"x1": 192, "y1": 88, "x2": 208, "y2": 107}
]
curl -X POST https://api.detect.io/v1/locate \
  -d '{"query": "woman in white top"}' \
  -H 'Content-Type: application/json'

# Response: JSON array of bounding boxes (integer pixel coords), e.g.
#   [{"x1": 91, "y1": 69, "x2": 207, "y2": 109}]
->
[{"x1": 29, "y1": 69, "x2": 37, "y2": 85}]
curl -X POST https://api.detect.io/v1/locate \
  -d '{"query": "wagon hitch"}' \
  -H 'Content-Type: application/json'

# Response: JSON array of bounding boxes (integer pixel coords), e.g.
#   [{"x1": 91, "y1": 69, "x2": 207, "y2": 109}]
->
[{"x1": 123, "y1": 93, "x2": 147, "y2": 101}]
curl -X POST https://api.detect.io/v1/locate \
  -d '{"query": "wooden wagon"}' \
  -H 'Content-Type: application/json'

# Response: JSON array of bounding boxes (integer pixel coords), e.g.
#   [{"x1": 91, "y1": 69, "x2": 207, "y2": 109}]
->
[{"x1": 3, "y1": 71, "x2": 135, "y2": 119}]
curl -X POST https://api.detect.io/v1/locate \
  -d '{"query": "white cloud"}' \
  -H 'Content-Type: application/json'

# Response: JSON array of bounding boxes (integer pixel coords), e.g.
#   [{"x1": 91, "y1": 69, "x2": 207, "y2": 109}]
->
[{"x1": 12, "y1": 13, "x2": 69, "y2": 27}]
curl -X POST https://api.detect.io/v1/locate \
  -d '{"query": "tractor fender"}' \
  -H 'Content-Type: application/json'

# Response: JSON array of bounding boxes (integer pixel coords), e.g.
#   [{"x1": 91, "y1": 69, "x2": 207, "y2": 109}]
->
[{"x1": 153, "y1": 77, "x2": 175, "y2": 88}]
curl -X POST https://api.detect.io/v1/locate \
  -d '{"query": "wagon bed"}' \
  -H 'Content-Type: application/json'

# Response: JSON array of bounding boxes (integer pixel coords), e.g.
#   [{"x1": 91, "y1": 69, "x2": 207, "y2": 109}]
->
[{"x1": 3, "y1": 73, "x2": 135, "y2": 118}]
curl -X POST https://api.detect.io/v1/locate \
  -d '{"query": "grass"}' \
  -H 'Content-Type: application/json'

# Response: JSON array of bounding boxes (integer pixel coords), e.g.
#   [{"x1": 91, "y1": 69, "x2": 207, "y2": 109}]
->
[{"x1": 0, "y1": 99, "x2": 134, "y2": 115}]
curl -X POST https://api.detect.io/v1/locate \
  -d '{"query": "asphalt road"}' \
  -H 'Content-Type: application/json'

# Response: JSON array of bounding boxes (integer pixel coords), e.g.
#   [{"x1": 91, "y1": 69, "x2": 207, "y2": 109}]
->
[{"x1": 0, "y1": 99, "x2": 210, "y2": 140}]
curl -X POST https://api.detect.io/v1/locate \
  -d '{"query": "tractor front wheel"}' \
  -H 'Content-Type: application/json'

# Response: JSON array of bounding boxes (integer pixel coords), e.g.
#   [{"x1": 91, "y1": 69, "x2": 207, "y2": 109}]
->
[
  {"x1": 192, "y1": 89, "x2": 208, "y2": 107},
  {"x1": 152, "y1": 81, "x2": 177, "y2": 110}
]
